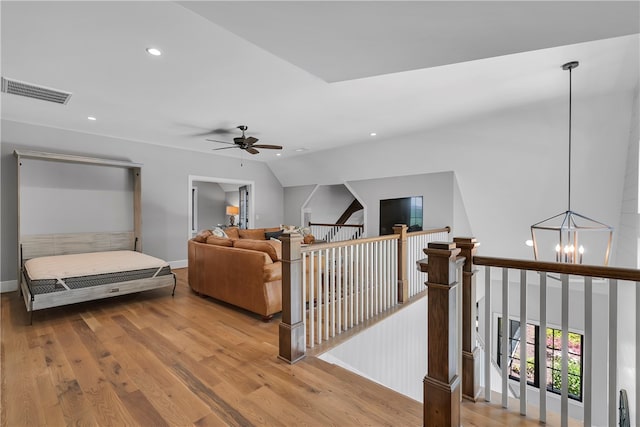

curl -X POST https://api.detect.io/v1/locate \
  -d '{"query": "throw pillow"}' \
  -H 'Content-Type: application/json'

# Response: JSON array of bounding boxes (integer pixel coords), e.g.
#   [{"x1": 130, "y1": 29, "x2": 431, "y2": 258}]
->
[
  {"x1": 211, "y1": 227, "x2": 228, "y2": 238},
  {"x1": 193, "y1": 229, "x2": 212, "y2": 243},
  {"x1": 265, "y1": 229, "x2": 284, "y2": 240}
]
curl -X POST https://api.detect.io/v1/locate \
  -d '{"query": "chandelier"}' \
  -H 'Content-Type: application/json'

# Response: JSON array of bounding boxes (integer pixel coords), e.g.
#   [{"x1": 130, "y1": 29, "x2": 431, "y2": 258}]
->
[{"x1": 530, "y1": 61, "x2": 613, "y2": 265}]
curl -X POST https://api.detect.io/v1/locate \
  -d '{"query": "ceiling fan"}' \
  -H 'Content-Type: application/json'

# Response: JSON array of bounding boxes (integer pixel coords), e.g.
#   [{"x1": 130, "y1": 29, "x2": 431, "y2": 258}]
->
[{"x1": 206, "y1": 125, "x2": 282, "y2": 155}]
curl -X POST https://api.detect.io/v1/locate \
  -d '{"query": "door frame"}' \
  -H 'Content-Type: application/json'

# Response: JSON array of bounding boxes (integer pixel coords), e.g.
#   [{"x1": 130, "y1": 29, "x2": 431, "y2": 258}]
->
[{"x1": 188, "y1": 175, "x2": 255, "y2": 241}]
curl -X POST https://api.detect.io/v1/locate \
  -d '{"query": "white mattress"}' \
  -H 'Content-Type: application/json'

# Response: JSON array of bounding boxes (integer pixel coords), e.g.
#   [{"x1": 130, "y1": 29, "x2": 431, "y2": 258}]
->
[{"x1": 24, "y1": 250, "x2": 169, "y2": 280}]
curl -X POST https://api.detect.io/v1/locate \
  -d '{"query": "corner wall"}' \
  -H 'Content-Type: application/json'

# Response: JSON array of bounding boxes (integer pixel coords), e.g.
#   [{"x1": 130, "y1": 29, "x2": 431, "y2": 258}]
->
[{"x1": 615, "y1": 87, "x2": 639, "y2": 425}]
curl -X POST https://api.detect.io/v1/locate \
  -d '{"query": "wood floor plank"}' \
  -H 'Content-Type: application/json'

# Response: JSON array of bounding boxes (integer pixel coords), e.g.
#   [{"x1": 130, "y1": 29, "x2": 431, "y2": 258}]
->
[
  {"x1": 107, "y1": 333, "x2": 210, "y2": 424},
  {"x1": 53, "y1": 319, "x2": 139, "y2": 425},
  {"x1": 2, "y1": 268, "x2": 567, "y2": 426},
  {"x1": 39, "y1": 332, "x2": 99, "y2": 426}
]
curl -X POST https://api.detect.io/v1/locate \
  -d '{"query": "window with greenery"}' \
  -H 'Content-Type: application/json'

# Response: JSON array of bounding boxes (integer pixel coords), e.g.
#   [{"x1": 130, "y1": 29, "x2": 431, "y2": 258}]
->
[{"x1": 497, "y1": 317, "x2": 583, "y2": 401}]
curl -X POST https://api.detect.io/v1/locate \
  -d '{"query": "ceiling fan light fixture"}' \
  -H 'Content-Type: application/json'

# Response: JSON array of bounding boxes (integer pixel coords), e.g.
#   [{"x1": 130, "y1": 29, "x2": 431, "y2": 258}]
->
[{"x1": 206, "y1": 125, "x2": 282, "y2": 155}]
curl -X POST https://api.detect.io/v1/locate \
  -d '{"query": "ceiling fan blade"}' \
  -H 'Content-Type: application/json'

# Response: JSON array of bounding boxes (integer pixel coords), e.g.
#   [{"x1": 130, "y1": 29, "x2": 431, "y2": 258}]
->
[
  {"x1": 245, "y1": 136, "x2": 259, "y2": 146},
  {"x1": 206, "y1": 139, "x2": 235, "y2": 145},
  {"x1": 212, "y1": 146, "x2": 239, "y2": 151},
  {"x1": 245, "y1": 147, "x2": 260, "y2": 155},
  {"x1": 233, "y1": 137, "x2": 245, "y2": 144},
  {"x1": 252, "y1": 144, "x2": 282, "y2": 150}
]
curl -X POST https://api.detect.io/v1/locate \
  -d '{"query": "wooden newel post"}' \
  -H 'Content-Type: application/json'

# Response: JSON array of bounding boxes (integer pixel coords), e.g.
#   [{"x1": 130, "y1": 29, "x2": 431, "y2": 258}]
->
[
  {"x1": 278, "y1": 233, "x2": 305, "y2": 364},
  {"x1": 393, "y1": 224, "x2": 409, "y2": 303},
  {"x1": 424, "y1": 242, "x2": 461, "y2": 427},
  {"x1": 453, "y1": 237, "x2": 481, "y2": 402}
]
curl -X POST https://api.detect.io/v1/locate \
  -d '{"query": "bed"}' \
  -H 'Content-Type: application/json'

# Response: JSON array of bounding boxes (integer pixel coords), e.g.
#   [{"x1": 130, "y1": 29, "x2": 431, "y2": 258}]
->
[{"x1": 14, "y1": 150, "x2": 176, "y2": 323}]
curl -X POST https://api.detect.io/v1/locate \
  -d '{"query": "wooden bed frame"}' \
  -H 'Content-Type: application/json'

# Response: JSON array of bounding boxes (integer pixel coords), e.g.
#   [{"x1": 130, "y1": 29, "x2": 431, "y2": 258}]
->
[{"x1": 14, "y1": 150, "x2": 175, "y2": 323}]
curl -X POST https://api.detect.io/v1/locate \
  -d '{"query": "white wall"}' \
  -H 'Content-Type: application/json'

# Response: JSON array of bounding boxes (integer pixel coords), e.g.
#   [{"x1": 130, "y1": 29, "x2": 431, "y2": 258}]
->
[
  {"x1": 270, "y1": 92, "x2": 634, "y2": 262},
  {"x1": 283, "y1": 184, "x2": 316, "y2": 226},
  {"x1": 305, "y1": 184, "x2": 355, "y2": 224},
  {"x1": 193, "y1": 181, "x2": 226, "y2": 230},
  {"x1": 348, "y1": 171, "x2": 455, "y2": 237},
  {"x1": 1, "y1": 119, "x2": 284, "y2": 283},
  {"x1": 614, "y1": 89, "x2": 639, "y2": 424}
]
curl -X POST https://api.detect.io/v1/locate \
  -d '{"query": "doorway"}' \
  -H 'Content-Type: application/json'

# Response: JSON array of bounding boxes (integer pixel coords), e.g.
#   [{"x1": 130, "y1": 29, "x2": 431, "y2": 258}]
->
[{"x1": 188, "y1": 175, "x2": 254, "y2": 240}]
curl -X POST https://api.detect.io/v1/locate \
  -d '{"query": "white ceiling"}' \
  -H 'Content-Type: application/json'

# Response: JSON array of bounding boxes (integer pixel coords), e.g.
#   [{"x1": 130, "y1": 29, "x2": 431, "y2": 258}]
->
[{"x1": 1, "y1": 1, "x2": 638, "y2": 162}]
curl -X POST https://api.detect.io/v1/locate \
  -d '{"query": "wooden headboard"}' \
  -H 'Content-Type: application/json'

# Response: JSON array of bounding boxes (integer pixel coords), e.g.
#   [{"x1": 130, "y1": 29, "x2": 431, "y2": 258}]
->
[{"x1": 20, "y1": 231, "x2": 136, "y2": 262}]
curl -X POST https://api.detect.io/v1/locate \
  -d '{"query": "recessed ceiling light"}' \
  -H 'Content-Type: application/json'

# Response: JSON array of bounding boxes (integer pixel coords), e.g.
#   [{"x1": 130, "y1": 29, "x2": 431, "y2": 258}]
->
[
  {"x1": 295, "y1": 148, "x2": 307, "y2": 152},
  {"x1": 146, "y1": 47, "x2": 162, "y2": 56},
  {"x1": 525, "y1": 239, "x2": 534, "y2": 247},
  {"x1": 87, "y1": 116, "x2": 97, "y2": 121},
  {"x1": 276, "y1": 153, "x2": 281, "y2": 156},
  {"x1": 370, "y1": 132, "x2": 377, "y2": 137}
]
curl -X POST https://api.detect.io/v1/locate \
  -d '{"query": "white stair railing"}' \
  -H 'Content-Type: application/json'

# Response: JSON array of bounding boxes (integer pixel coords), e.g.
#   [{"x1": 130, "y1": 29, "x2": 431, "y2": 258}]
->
[
  {"x1": 474, "y1": 256, "x2": 640, "y2": 427},
  {"x1": 406, "y1": 228, "x2": 450, "y2": 298},
  {"x1": 302, "y1": 235, "x2": 398, "y2": 348},
  {"x1": 308, "y1": 223, "x2": 364, "y2": 243}
]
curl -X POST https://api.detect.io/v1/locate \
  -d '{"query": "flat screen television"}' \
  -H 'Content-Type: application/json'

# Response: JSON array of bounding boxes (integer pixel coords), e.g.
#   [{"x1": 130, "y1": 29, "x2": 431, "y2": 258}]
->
[{"x1": 379, "y1": 196, "x2": 423, "y2": 235}]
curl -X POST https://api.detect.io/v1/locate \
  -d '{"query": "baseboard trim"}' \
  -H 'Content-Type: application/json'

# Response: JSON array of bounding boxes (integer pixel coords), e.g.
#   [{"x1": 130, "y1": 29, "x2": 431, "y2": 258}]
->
[
  {"x1": 170, "y1": 259, "x2": 187, "y2": 269},
  {"x1": 1, "y1": 280, "x2": 18, "y2": 293}
]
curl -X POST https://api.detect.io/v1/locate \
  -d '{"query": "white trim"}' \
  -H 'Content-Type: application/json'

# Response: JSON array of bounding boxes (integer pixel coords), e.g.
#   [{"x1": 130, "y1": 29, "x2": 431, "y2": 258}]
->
[
  {"x1": 300, "y1": 184, "x2": 320, "y2": 226},
  {"x1": 1, "y1": 280, "x2": 19, "y2": 293},
  {"x1": 343, "y1": 181, "x2": 367, "y2": 237}
]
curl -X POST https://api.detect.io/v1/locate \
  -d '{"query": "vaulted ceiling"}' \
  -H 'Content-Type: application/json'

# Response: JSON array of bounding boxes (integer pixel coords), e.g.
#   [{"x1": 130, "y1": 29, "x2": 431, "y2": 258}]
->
[{"x1": 1, "y1": 1, "x2": 638, "y2": 161}]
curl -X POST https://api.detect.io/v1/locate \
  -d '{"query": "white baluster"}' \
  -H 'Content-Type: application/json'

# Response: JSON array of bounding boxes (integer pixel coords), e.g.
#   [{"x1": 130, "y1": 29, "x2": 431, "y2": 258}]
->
[
  {"x1": 501, "y1": 267, "x2": 508, "y2": 409},
  {"x1": 584, "y1": 276, "x2": 592, "y2": 426},
  {"x1": 539, "y1": 272, "x2": 547, "y2": 423},
  {"x1": 609, "y1": 279, "x2": 618, "y2": 427},
  {"x1": 561, "y1": 273, "x2": 568, "y2": 427},
  {"x1": 485, "y1": 266, "x2": 491, "y2": 402},
  {"x1": 520, "y1": 269, "x2": 527, "y2": 416}
]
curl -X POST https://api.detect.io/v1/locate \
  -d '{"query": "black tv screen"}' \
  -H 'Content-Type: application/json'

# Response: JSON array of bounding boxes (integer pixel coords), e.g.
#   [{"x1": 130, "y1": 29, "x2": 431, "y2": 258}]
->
[{"x1": 379, "y1": 196, "x2": 423, "y2": 235}]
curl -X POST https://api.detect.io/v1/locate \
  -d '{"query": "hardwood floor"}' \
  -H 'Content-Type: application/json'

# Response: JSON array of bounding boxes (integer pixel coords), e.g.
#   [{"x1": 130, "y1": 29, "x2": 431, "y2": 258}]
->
[{"x1": 2, "y1": 268, "x2": 570, "y2": 426}]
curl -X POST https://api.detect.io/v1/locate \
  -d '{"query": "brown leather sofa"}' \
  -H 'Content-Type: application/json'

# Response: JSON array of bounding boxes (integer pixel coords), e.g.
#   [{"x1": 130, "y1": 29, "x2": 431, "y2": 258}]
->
[{"x1": 188, "y1": 227, "x2": 285, "y2": 320}]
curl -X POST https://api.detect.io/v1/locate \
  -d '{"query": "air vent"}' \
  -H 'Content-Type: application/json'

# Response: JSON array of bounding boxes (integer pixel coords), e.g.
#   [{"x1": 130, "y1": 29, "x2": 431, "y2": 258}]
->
[{"x1": 1, "y1": 77, "x2": 72, "y2": 105}]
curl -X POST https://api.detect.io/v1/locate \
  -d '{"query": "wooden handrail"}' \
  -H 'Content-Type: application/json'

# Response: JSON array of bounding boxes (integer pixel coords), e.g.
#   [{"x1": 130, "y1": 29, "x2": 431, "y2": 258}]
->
[
  {"x1": 301, "y1": 233, "x2": 398, "y2": 253},
  {"x1": 308, "y1": 222, "x2": 364, "y2": 228},
  {"x1": 473, "y1": 255, "x2": 640, "y2": 282},
  {"x1": 407, "y1": 226, "x2": 451, "y2": 237}
]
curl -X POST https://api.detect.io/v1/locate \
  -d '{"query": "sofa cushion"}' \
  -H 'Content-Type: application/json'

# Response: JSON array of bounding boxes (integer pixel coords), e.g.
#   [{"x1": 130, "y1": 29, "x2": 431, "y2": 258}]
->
[
  {"x1": 225, "y1": 227, "x2": 240, "y2": 239},
  {"x1": 205, "y1": 236, "x2": 234, "y2": 247},
  {"x1": 234, "y1": 239, "x2": 281, "y2": 262},
  {"x1": 193, "y1": 229, "x2": 212, "y2": 243},
  {"x1": 239, "y1": 228, "x2": 266, "y2": 240}
]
